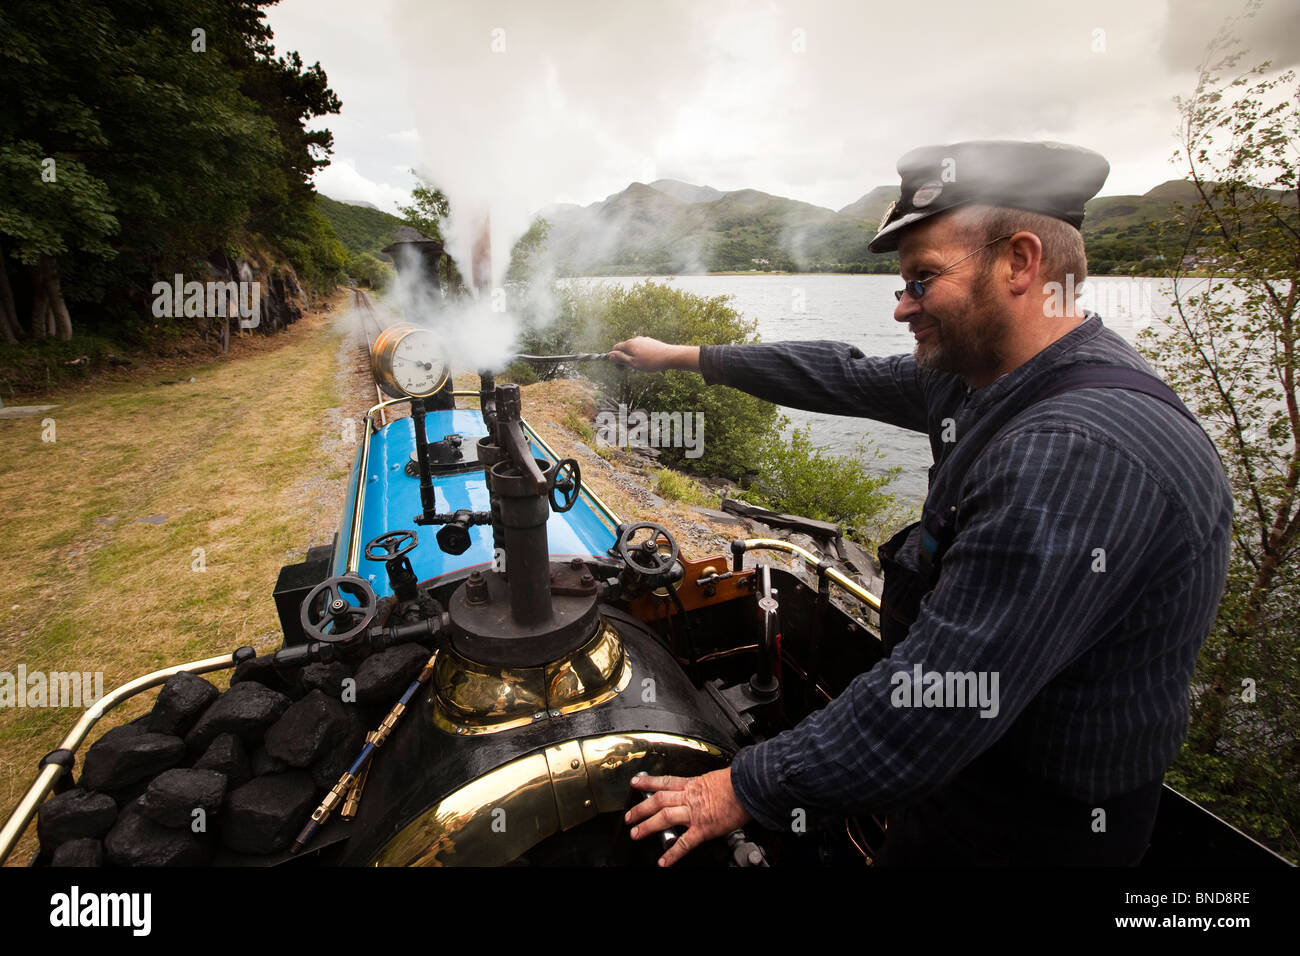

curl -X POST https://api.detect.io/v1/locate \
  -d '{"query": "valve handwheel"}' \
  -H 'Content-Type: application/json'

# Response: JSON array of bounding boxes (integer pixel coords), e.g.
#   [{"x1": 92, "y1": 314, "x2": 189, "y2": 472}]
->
[
  {"x1": 616, "y1": 522, "x2": 679, "y2": 576},
  {"x1": 300, "y1": 575, "x2": 378, "y2": 645},
  {"x1": 365, "y1": 529, "x2": 418, "y2": 563},
  {"x1": 550, "y1": 458, "x2": 582, "y2": 513}
]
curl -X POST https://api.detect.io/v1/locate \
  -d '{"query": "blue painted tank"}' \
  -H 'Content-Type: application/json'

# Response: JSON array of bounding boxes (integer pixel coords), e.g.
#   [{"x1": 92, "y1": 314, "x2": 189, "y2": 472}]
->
[{"x1": 331, "y1": 407, "x2": 618, "y2": 596}]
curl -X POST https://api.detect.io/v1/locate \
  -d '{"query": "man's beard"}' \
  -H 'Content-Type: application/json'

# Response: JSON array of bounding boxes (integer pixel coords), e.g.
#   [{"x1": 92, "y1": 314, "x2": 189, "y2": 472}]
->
[{"x1": 913, "y1": 272, "x2": 1012, "y2": 381}]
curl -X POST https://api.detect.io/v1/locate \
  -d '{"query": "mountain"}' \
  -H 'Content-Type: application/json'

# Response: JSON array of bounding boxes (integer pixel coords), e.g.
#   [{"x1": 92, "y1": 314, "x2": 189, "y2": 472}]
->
[
  {"x1": 519, "y1": 177, "x2": 1242, "y2": 277},
  {"x1": 1081, "y1": 185, "x2": 1191, "y2": 234},
  {"x1": 339, "y1": 199, "x2": 380, "y2": 210},
  {"x1": 1141, "y1": 180, "x2": 1202, "y2": 203},
  {"x1": 648, "y1": 179, "x2": 725, "y2": 204},
  {"x1": 536, "y1": 181, "x2": 890, "y2": 275},
  {"x1": 839, "y1": 186, "x2": 900, "y2": 224}
]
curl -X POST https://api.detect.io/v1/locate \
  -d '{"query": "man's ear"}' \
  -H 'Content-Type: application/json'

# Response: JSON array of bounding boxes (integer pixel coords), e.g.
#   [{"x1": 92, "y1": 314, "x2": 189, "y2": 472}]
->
[{"x1": 1006, "y1": 231, "x2": 1043, "y2": 295}]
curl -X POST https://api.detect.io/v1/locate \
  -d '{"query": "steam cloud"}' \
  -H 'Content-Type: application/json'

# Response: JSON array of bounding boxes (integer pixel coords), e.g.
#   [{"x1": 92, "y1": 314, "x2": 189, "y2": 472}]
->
[
  {"x1": 387, "y1": 244, "x2": 519, "y2": 373},
  {"x1": 361, "y1": 0, "x2": 1300, "y2": 361},
  {"x1": 386, "y1": 0, "x2": 809, "y2": 347}
]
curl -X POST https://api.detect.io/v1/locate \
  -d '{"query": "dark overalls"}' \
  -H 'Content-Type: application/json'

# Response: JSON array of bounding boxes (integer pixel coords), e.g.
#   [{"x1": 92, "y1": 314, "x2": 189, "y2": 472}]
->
[{"x1": 872, "y1": 365, "x2": 1203, "y2": 865}]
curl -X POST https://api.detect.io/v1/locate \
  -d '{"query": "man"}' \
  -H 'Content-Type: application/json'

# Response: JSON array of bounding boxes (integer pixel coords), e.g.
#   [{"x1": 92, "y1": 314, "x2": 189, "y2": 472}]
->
[{"x1": 612, "y1": 141, "x2": 1233, "y2": 866}]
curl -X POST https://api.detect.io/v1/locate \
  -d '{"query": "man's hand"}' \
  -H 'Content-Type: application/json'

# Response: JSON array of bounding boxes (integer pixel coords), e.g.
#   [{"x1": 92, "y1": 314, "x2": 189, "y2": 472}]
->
[
  {"x1": 624, "y1": 768, "x2": 751, "y2": 866},
  {"x1": 608, "y1": 337, "x2": 701, "y2": 373}
]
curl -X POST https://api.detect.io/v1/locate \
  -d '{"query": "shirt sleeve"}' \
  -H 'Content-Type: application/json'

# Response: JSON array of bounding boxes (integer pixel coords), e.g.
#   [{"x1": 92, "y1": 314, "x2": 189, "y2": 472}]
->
[
  {"x1": 699, "y1": 341, "x2": 933, "y2": 433},
  {"x1": 728, "y1": 424, "x2": 1187, "y2": 830}
]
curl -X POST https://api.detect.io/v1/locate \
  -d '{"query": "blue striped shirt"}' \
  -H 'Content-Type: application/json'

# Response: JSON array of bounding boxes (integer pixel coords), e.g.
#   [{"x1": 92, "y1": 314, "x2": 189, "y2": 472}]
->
[{"x1": 699, "y1": 314, "x2": 1232, "y2": 830}]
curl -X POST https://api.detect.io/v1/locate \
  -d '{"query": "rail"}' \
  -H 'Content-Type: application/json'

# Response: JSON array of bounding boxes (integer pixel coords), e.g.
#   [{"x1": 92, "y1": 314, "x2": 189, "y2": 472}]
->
[{"x1": 353, "y1": 289, "x2": 389, "y2": 427}]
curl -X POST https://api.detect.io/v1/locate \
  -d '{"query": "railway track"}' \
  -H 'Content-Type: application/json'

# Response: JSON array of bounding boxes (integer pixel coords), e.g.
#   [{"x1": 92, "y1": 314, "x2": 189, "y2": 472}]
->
[{"x1": 352, "y1": 288, "x2": 389, "y2": 425}]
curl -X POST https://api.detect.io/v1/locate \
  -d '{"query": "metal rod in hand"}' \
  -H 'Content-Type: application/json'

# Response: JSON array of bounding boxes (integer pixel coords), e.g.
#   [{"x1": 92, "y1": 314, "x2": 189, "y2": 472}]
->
[
  {"x1": 291, "y1": 653, "x2": 438, "y2": 855},
  {"x1": 513, "y1": 353, "x2": 609, "y2": 363}
]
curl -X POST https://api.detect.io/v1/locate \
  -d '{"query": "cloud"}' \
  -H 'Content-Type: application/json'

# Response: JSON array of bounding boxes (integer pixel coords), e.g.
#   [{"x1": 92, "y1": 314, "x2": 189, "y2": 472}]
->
[
  {"x1": 314, "y1": 157, "x2": 412, "y2": 214},
  {"x1": 1158, "y1": 0, "x2": 1300, "y2": 72},
  {"x1": 267, "y1": 0, "x2": 1293, "y2": 269}
]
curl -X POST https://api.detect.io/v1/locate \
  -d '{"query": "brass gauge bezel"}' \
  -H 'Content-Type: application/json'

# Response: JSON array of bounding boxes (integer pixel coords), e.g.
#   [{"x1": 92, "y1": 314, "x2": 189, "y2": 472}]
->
[{"x1": 371, "y1": 324, "x2": 450, "y2": 399}]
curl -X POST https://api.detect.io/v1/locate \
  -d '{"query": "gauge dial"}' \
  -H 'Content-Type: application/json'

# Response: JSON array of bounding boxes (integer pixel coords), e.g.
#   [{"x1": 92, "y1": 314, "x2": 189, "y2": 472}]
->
[{"x1": 372, "y1": 325, "x2": 449, "y2": 399}]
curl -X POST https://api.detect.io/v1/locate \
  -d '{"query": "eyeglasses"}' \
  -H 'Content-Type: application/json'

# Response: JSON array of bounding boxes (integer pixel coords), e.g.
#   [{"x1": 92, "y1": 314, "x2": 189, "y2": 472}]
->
[{"x1": 894, "y1": 235, "x2": 1014, "y2": 302}]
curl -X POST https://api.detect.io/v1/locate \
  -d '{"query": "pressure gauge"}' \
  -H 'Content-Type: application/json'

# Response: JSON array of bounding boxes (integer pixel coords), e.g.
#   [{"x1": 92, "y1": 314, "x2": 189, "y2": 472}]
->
[{"x1": 371, "y1": 324, "x2": 450, "y2": 399}]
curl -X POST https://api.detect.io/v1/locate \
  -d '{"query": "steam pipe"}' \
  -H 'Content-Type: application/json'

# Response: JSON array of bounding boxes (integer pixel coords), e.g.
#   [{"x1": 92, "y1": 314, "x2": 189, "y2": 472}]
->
[
  {"x1": 490, "y1": 383, "x2": 555, "y2": 627},
  {"x1": 409, "y1": 397, "x2": 439, "y2": 523},
  {"x1": 479, "y1": 371, "x2": 497, "y2": 434},
  {"x1": 496, "y1": 474, "x2": 556, "y2": 626}
]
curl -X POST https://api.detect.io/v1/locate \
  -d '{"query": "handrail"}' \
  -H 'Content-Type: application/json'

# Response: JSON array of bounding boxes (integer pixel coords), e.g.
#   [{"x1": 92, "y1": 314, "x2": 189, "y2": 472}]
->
[
  {"x1": 0, "y1": 652, "x2": 240, "y2": 866},
  {"x1": 347, "y1": 397, "x2": 409, "y2": 573},
  {"x1": 738, "y1": 538, "x2": 881, "y2": 611}
]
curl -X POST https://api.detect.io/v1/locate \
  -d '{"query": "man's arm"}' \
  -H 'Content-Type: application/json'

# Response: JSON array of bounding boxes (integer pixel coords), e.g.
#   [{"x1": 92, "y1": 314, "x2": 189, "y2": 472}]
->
[
  {"x1": 609, "y1": 336, "x2": 934, "y2": 432},
  {"x1": 729, "y1": 425, "x2": 1190, "y2": 828}
]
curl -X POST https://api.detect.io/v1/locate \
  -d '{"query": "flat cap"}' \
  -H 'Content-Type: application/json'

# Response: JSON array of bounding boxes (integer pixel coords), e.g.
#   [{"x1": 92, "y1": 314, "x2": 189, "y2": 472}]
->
[{"x1": 868, "y1": 140, "x2": 1110, "y2": 253}]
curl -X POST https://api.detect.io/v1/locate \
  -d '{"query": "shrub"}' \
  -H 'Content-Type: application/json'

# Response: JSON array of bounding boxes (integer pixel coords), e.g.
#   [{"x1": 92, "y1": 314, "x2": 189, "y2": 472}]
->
[
  {"x1": 740, "y1": 426, "x2": 900, "y2": 545},
  {"x1": 347, "y1": 252, "x2": 394, "y2": 292},
  {"x1": 276, "y1": 204, "x2": 349, "y2": 294},
  {"x1": 572, "y1": 281, "x2": 782, "y2": 479},
  {"x1": 511, "y1": 282, "x2": 600, "y2": 380},
  {"x1": 500, "y1": 360, "x2": 539, "y2": 386}
]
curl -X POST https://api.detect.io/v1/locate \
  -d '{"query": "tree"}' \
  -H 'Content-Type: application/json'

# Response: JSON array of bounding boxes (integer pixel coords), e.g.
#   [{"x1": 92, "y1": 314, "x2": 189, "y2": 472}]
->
[
  {"x1": 398, "y1": 175, "x2": 452, "y2": 243},
  {"x1": 505, "y1": 216, "x2": 551, "y2": 285},
  {"x1": 1138, "y1": 1, "x2": 1300, "y2": 860},
  {"x1": 0, "y1": 1, "x2": 342, "y2": 342},
  {"x1": 396, "y1": 172, "x2": 465, "y2": 295}
]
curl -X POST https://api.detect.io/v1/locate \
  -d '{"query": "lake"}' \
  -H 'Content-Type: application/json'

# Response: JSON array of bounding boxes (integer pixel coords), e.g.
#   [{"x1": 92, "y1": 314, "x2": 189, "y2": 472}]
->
[{"x1": 582, "y1": 274, "x2": 1181, "y2": 505}]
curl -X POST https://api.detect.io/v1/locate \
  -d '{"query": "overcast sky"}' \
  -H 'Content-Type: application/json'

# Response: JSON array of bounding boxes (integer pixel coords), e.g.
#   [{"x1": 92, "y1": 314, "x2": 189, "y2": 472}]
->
[{"x1": 264, "y1": 0, "x2": 1299, "y2": 266}]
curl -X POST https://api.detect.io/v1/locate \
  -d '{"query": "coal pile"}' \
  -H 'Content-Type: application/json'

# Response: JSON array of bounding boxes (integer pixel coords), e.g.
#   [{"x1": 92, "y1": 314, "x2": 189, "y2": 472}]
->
[{"x1": 35, "y1": 644, "x2": 429, "y2": 867}]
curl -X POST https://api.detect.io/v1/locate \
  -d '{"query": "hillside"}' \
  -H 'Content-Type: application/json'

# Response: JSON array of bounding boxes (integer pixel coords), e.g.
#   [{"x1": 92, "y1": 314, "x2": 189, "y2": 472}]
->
[
  {"x1": 838, "y1": 185, "x2": 900, "y2": 224},
  {"x1": 647, "y1": 179, "x2": 725, "y2": 204},
  {"x1": 317, "y1": 194, "x2": 406, "y2": 261},
  {"x1": 542, "y1": 180, "x2": 892, "y2": 274}
]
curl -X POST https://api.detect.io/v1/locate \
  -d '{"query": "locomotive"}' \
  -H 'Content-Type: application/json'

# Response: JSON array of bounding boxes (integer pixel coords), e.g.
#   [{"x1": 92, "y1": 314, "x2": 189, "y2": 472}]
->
[{"x1": 0, "y1": 241, "x2": 1289, "y2": 868}]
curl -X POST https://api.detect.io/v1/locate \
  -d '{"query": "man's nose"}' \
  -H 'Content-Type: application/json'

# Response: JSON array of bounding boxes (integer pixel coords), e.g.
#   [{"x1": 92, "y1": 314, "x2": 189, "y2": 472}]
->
[{"x1": 894, "y1": 290, "x2": 921, "y2": 323}]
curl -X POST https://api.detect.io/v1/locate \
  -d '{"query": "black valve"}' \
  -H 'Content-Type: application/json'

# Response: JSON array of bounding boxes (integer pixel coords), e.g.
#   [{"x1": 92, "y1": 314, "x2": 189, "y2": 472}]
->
[
  {"x1": 437, "y1": 522, "x2": 471, "y2": 556},
  {"x1": 364, "y1": 529, "x2": 420, "y2": 602},
  {"x1": 616, "y1": 522, "x2": 680, "y2": 578},
  {"x1": 300, "y1": 575, "x2": 378, "y2": 646},
  {"x1": 549, "y1": 458, "x2": 581, "y2": 512},
  {"x1": 419, "y1": 509, "x2": 493, "y2": 555}
]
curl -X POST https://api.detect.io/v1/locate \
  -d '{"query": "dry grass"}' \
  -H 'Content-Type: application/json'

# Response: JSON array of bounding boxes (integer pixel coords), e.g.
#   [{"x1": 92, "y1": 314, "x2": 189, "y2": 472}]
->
[{"x1": 0, "y1": 290, "x2": 363, "y2": 865}]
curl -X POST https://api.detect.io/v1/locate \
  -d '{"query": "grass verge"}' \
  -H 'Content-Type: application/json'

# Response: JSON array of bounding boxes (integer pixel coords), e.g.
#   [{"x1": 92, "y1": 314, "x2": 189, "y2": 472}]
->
[{"x1": 0, "y1": 293, "x2": 352, "y2": 865}]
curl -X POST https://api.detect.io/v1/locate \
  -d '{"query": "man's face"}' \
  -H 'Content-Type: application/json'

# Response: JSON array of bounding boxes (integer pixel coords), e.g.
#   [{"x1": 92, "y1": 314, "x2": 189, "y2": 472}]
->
[{"x1": 894, "y1": 216, "x2": 1011, "y2": 384}]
